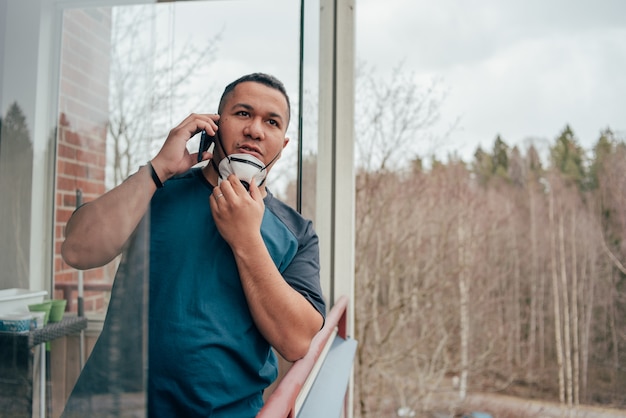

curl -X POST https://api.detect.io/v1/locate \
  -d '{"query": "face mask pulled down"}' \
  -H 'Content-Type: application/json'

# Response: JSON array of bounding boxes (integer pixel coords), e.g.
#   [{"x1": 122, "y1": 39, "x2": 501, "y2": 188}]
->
[{"x1": 217, "y1": 153, "x2": 267, "y2": 191}]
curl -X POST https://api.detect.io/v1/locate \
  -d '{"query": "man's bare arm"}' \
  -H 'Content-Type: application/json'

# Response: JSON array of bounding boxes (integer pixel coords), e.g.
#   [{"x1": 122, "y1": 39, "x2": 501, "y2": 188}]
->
[
  {"x1": 61, "y1": 165, "x2": 157, "y2": 269},
  {"x1": 62, "y1": 113, "x2": 219, "y2": 270}
]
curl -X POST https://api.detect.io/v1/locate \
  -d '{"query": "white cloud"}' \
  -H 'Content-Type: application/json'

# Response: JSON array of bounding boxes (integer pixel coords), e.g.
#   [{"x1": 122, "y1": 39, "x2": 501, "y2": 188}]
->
[{"x1": 357, "y1": 0, "x2": 626, "y2": 161}]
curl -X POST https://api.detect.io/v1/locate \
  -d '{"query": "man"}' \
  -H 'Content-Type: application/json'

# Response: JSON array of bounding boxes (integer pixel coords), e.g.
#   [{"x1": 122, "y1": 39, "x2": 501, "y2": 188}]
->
[{"x1": 61, "y1": 73, "x2": 326, "y2": 417}]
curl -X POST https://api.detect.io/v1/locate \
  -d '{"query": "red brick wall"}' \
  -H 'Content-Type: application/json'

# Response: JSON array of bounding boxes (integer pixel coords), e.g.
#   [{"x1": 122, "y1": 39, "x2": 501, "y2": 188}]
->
[{"x1": 54, "y1": 8, "x2": 112, "y2": 313}]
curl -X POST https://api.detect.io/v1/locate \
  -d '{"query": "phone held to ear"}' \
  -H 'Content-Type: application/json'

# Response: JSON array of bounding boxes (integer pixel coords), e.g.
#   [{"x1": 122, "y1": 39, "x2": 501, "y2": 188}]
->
[{"x1": 198, "y1": 130, "x2": 215, "y2": 163}]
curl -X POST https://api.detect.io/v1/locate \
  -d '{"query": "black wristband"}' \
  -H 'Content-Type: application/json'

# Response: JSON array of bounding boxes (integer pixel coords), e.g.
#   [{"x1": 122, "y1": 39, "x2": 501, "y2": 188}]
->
[{"x1": 148, "y1": 161, "x2": 163, "y2": 188}]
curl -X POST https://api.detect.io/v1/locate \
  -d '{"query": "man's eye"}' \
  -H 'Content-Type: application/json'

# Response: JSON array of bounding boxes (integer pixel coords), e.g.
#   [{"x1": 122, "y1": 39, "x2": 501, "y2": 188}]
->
[
  {"x1": 268, "y1": 119, "x2": 278, "y2": 127},
  {"x1": 237, "y1": 111, "x2": 250, "y2": 117}
]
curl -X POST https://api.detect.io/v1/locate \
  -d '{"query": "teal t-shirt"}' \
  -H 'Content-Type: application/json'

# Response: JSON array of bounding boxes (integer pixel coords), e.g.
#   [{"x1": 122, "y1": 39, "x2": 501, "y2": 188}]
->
[{"x1": 148, "y1": 168, "x2": 325, "y2": 417}]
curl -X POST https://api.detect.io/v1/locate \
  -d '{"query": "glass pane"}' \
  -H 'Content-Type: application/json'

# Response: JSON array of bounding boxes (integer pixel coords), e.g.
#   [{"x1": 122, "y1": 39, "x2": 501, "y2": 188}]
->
[
  {"x1": 0, "y1": 2, "x2": 46, "y2": 291},
  {"x1": 299, "y1": 0, "x2": 320, "y2": 222},
  {"x1": 54, "y1": 0, "x2": 303, "y2": 318},
  {"x1": 51, "y1": 0, "x2": 304, "y2": 415}
]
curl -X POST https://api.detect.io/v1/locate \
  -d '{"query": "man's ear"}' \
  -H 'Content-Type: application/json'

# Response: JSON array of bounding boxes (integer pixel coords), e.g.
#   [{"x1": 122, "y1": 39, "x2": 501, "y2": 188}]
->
[{"x1": 283, "y1": 136, "x2": 290, "y2": 149}]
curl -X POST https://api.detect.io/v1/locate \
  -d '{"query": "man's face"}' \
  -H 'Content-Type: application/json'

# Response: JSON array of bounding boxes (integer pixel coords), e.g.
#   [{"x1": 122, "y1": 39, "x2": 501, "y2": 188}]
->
[{"x1": 215, "y1": 81, "x2": 290, "y2": 174}]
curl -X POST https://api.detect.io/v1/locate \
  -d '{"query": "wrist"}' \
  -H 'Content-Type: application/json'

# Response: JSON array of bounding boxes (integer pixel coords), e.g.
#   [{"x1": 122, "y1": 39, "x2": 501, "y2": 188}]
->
[
  {"x1": 230, "y1": 232, "x2": 265, "y2": 258},
  {"x1": 147, "y1": 160, "x2": 164, "y2": 188}
]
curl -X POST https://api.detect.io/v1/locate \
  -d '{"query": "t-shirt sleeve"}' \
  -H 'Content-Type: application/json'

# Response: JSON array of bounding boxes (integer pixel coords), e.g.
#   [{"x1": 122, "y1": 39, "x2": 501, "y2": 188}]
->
[{"x1": 282, "y1": 220, "x2": 326, "y2": 321}]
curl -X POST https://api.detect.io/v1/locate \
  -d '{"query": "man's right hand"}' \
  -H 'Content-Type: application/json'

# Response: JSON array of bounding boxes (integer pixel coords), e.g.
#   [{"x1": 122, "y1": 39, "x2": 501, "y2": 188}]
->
[{"x1": 150, "y1": 113, "x2": 219, "y2": 184}]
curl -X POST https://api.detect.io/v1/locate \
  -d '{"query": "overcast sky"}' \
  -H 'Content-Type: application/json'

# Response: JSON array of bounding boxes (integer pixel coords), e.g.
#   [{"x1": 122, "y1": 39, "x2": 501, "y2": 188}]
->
[
  {"x1": 357, "y1": 0, "x2": 626, "y2": 161},
  {"x1": 158, "y1": 0, "x2": 625, "y2": 164}
]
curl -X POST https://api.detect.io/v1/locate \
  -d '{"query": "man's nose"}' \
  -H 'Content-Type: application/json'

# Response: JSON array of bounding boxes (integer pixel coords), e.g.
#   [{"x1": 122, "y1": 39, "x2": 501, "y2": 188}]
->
[{"x1": 244, "y1": 117, "x2": 265, "y2": 140}]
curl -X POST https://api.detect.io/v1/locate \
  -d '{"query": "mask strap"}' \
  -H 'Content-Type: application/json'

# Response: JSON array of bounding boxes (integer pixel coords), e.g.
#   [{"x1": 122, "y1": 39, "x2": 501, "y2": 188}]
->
[
  {"x1": 261, "y1": 149, "x2": 282, "y2": 172},
  {"x1": 211, "y1": 158, "x2": 221, "y2": 177},
  {"x1": 228, "y1": 155, "x2": 264, "y2": 169}
]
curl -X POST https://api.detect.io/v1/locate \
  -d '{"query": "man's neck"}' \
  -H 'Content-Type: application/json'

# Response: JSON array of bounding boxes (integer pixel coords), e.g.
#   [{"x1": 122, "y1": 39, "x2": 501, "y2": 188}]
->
[{"x1": 201, "y1": 160, "x2": 219, "y2": 187}]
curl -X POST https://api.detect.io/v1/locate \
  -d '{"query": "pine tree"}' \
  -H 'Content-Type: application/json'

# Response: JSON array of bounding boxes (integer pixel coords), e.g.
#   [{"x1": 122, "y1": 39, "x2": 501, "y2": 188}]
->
[
  {"x1": 472, "y1": 145, "x2": 492, "y2": 186},
  {"x1": 491, "y1": 134, "x2": 510, "y2": 180},
  {"x1": 549, "y1": 125, "x2": 587, "y2": 189},
  {"x1": 588, "y1": 128, "x2": 614, "y2": 191}
]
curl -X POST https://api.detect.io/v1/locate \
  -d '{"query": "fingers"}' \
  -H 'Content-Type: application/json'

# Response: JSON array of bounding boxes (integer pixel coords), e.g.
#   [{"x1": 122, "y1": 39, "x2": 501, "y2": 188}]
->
[
  {"x1": 211, "y1": 175, "x2": 259, "y2": 207},
  {"x1": 210, "y1": 175, "x2": 265, "y2": 248},
  {"x1": 214, "y1": 175, "x2": 238, "y2": 202},
  {"x1": 248, "y1": 179, "x2": 263, "y2": 201},
  {"x1": 213, "y1": 191, "x2": 224, "y2": 202},
  {"x1": 175, "y1": 113, "x2": 220, "y2": 141},
  {"x1": 195, "y1": 150, "x2": 213, "y2": 164},
  {"x1": 153, "y1": 113, "x2": 220, "y2": 178}
]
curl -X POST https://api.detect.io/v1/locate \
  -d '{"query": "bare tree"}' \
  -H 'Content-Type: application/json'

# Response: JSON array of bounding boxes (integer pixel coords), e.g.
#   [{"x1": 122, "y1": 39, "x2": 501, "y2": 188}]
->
[
  {"x1": 455, "y1": 162, "x2": 479, "y2": 401},
  {"x1": 353, "y1": 63, "x2": 452, "y2": 417},
  {"x1": 349, "y1": 62, "x2": 626, "y2": 415},
  {"x1": 354, "y1": 61, "x2": 444, "y2": 173},
  {"x1": 568, "y1": 211, "x2": 579, "y2": 406},
  {"x1": 558, "y1": 201, "x2": 573, "y2": 408},
  {"x1": 108, "y1": 5, "x2": 221, "y2": 186},
  {"x1": 546, "y1": 175, "x2": 566, "y2": 404}
]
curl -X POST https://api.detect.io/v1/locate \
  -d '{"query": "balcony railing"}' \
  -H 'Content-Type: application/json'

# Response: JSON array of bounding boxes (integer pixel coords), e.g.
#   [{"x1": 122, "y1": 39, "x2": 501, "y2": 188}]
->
[{"x1": 258, "y1": 295, "x2": 356, "y2": 418}]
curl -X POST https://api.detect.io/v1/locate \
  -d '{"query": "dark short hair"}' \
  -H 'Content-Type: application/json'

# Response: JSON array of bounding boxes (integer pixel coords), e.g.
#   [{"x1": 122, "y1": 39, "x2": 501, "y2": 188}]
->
[{"x1": 218, "y1": 73, "x2": 291, "y2": 124}]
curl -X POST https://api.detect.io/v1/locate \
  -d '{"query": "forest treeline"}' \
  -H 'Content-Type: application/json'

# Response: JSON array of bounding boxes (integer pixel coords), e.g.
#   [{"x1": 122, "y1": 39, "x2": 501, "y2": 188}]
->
[{"x1": 353, "y1": 123, "x2": 626, "y2": 416}]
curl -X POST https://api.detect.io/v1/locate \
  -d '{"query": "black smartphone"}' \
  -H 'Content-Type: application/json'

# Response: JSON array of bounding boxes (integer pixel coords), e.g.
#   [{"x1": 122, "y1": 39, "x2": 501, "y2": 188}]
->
[{"x1": 198, "y1": 130, "x2": 215, "y2": 163}]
